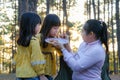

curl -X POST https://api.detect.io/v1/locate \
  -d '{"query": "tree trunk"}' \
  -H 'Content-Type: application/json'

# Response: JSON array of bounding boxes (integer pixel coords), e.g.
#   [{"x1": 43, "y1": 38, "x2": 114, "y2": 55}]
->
[
  {"x1": 107, "y1": 0, "x2": 110, "y2": 26},
  {"x1": 92, "y1": 0, "x2": 96, "y2": 19},
  {"x1": 28, "y1": 0, "x2": 38, "y2": 12},
  {"x1": 116, "y1": 0, "x2": 120, "y2": 73},
  {"x1": 103, "y1": 0, "x2": 105, "y2": 21},
  {"x1": 86, "y1": 0, "x2": 89, "y2": 19},
  {"x1": 111, "y1": 0, "x2": 117, "y2": 74},
  {"x1": 46, "y1": 0, "x2": 50, "y2": 15},
  {"x1": 63, "y1": 0, "x2": 69, "y2": 36},
  {"x1": 63, "y1": 0, "x2": 68, "y2": 24},
  {"x1": 88, "y1": 0, "x2": 91, "y2": 18},
  {"x1": 18, "y1": 0, "x2": 38, "y2": 22},
  {"x1": 97, "y1": 0, "x2": 100, "y2": 20}
]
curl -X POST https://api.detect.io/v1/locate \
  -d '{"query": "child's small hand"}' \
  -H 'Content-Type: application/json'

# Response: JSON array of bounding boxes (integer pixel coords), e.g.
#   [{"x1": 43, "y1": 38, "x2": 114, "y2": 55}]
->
[
  {"x1": 40, "y1": 75, "x2": 48, "y2": 80},
  {"x1": 49, "y1": 39, "x2": 56, "y2": 44}
]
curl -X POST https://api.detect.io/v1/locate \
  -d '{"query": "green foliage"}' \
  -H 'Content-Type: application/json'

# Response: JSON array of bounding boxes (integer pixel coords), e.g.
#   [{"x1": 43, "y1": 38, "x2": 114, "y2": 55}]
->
[
  {"x1": 66, "y1": 21, "x2": 74, "y2": 27},
  {"x1": 66, "y1": 21, "x2": 82, "y2": 30},
  {"x1": 50, "y1": 0, "x2": 56, "y2": 7},
  {"x1": 0, "y1": 13, "x2": 9, "y2": 22},
  {"x1": 0, "y1": 39, "x2": 4, "y2": 45}
]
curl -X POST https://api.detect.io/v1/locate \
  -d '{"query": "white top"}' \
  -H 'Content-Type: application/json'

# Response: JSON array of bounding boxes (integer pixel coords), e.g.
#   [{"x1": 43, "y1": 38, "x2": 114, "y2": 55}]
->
[{"x1": 61, "y1": 40, "x2": 105, "y2": 80}]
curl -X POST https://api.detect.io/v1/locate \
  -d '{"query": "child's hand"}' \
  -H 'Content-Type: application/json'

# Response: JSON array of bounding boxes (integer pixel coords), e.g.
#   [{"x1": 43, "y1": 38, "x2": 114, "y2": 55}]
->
[
  {"x1": 40, "y1": 75, "x2": 48, "y2": 80},
  {"x1": 49, "y1": 39, "x2": 56, "y2": 44}
]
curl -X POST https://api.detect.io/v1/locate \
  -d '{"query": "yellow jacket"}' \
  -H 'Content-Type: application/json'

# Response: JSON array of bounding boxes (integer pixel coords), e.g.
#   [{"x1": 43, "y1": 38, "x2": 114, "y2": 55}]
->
[
  {"x1": 13, "y1": 35, "x2": 45, "y2": 78},
  {"x1": 41, "y1": 44, "x2": 61, "y2": 76},
  {"x1": 36, "y1": 33, "x2": 62, "y2": 76}
]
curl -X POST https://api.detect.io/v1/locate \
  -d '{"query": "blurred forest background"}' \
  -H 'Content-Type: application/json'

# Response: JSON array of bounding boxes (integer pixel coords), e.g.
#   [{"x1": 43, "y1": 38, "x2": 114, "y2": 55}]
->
[{"x1": 0, "y1": 0, "x2": 120, "y2": 76}]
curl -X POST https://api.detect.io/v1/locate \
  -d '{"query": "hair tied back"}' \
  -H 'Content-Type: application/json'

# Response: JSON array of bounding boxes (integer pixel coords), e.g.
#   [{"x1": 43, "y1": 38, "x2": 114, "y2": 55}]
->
[{"x1": 100, "y1": 21, "x2": 104, "y2": 27}]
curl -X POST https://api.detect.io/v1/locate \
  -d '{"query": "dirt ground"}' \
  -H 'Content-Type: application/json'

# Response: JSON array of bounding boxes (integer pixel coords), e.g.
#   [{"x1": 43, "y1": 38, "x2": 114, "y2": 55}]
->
[
  {"x1": 0, "y1": 73, "x2": 16, "y2": 80},
  {"x1": 110, "y1": 74, "x2": 120, "y2": 80},
  {"x1": 0, "y1": 73, "x2": 119, "y2": 80}
]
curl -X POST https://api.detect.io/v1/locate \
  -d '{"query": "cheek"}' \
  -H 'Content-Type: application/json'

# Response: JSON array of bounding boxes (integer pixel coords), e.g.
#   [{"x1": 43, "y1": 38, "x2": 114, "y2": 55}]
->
[
  {"x1": 35, "y1": 26, "x2": 40, "y2": 34},
  {"x1": 82, "y1": 36, "x2": 85, "y2": 40},
  {"x1": 49, "y1": 29, "x2": 53, "y2": 34},
  {"x1": 81, "y1": 34, "x2": 87, "y2": 41},
  {"x1": 48, "y1": 30, "x2": 55, "y2": 36},
  {"x1": 81, "y1": 33, "x2": 84, "y2": 38},
  {"x1": 51, "y1": 29, "x2": 57, "y2": 34},
  {"x1": 48, "y1": 27, "x2": 59, "y2": 37}
]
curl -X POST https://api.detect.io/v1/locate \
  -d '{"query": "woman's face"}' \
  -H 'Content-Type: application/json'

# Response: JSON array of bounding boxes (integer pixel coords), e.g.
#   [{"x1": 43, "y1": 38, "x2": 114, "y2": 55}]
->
[
  {"x1": 35, "y1": 23, "x2": 41, "y2": 34},
  {"x1": 81, "y1": 28, "x2": 96, "y2": 43},
  {"x1": 81, "y1": 29, "x2": 88, "y2": 42},
  {"x1": 48, "y1": 26, "x2": 59, "y2": 37}
]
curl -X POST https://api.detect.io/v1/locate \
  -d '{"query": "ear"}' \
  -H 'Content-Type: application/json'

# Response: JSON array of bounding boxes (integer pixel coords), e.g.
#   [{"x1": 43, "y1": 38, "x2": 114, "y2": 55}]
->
[{"x1": 89, "y1": 32, "x2": 95, "y2": 38}]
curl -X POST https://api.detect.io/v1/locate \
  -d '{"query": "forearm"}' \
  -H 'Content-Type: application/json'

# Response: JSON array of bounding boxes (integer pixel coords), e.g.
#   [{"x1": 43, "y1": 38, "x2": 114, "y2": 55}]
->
[{"x1": 64, "y1": 43, "x2": 72, "y2": 52}]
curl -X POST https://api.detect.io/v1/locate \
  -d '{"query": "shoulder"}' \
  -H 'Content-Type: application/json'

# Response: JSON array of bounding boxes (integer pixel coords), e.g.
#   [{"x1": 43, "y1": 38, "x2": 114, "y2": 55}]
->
[
  {"x1": 86, "y1": 44, "x2": 105, "y2": 58},
  {"x1": 94, "y1": 43, "x2": 105, "y2": 52},
  {"x1": 91, "y1": 43, "x2": 105, "y2": 53},
  {"x1": 30, "y1": 36, "x2": 40, "y2": 45},
  {"x1": 78, "y1": 42, "x2": 86, "y2": 51},
  {"x1": 35, "y1": 33, "x2": 42, "y2": 42},
  {"x1": 82, "y1": 42, "x2": 105, "y2": 54},
  {"x1": 35, "y1": 33, "x2": 41, "y2": 39}
]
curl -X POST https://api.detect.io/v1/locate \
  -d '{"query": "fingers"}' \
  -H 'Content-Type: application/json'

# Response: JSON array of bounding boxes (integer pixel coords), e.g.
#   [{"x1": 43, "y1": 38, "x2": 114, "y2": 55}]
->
[
  {"x1": 49, "y1": 40, "x2": 64, "y2": 49},
  {"x1": 48, "y1": 39, "x2": 58, "y2": 44},
  {"x1": 59, "y1": 33, "x2": 65, "y2": 38},
  {"x1": 59, "y1": 33, "x2": 69, "y2": 40},
  {"x1": 48, "y1": 40, "x2": 59, "y2": 46}
]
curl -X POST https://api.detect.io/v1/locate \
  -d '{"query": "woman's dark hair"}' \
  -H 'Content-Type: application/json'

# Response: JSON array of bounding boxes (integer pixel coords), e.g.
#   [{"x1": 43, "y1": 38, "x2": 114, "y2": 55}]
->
[
  {"x1": 40, "y1": 14, "x2": 61, "y2": 48},
  {"x1": 17, "y1": 12, "x2": 41, "y2": 47},
  {"x1": 83, "y1": 19, "x2": 108, "y2": 52}
]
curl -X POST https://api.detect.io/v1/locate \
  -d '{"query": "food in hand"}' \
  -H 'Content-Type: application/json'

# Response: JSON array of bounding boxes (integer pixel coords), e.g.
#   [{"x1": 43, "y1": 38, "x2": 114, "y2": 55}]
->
[
  {"x1": 49, "y1": 40, "x2": 55, "y2": 43},
  {"x1": 49, "y1": 39, "x2": 58, "y2": 44},
  {"x1": 45, "y1": 38, "x2": 68, "y2": 44}
]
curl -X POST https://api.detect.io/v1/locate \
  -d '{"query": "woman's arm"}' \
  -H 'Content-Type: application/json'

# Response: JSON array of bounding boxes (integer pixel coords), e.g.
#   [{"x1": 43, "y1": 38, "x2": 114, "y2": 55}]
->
[
  {"x1": 61, "y1": 48, "x2": 105, "y2": 72},
  {"x1": 64, "y1": 43, "x2": 72, "y2": 52}
]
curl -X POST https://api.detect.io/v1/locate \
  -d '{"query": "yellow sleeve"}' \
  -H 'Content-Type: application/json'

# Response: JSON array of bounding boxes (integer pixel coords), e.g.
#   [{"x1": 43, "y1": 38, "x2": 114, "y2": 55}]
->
[{"x1": 30, "y1": 38, "x2": 46, "y2": 75}]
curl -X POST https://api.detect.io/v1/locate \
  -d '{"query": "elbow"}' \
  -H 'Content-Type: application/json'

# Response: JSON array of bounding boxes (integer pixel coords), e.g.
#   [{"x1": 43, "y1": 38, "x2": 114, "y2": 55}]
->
[
  {"x1": 70, "y1": 64, "x2": 80, "y2": 72},
  {"x1": 71, "y1": 65, "x2": 85, "y2": 72}
]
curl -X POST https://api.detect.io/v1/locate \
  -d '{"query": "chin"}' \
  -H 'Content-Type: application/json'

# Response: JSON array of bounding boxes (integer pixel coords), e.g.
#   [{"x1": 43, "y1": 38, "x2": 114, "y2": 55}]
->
[{"x1": 51, "y1": 34, "x2": 56, "y2": 37}]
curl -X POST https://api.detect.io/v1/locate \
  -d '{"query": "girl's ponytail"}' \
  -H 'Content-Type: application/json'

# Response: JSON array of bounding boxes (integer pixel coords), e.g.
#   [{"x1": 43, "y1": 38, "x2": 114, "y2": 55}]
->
[{"x1": 100, "y1": 22, "x2": 108, "y2": 53}]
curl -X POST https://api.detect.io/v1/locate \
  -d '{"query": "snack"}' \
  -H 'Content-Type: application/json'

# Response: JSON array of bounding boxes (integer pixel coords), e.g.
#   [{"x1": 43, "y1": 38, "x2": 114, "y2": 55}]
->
[
  {"x1": 45, "y1": 38, "x2": 68, "y2": 44},
  {"x1": 49, "y1": 39, "x2": 56, "y2": 43}
]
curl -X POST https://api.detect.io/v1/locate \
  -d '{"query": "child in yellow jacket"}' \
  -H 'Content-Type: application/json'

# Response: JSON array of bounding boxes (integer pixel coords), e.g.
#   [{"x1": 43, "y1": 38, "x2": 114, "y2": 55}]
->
[
  {"x1": 13, "y1": 12, "x2": 46, "y2": 80},
  {"x1": 39, "y1": 14, "x2": 72, "y2": 80}
]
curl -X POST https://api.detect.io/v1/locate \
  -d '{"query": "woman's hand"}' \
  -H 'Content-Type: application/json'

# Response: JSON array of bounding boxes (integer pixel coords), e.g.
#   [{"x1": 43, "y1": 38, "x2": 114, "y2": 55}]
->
[
  {"x1": 51, "y1": 40, "x2": 65, "y2": 50},
  {"x1": 64, "y1": 43, "x2": 72, "y2": 52},
  {"x1": 59, "y1": 33, "x2": 69, "y2": 40}
]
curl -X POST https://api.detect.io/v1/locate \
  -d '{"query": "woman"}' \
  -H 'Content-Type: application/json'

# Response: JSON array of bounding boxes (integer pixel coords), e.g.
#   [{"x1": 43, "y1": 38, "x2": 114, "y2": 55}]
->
[{"x1": 52, "y1": 19, "x2": 108, "y2": 80}]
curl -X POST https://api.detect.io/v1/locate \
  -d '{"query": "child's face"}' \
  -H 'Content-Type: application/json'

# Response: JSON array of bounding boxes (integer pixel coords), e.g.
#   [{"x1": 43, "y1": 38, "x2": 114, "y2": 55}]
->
[
  {"x1": 35, "y1": 23, "x2": 41, "y2": 34},
  {"x1": 48, "y1": 26, "x2": 59, "y2": 37}
]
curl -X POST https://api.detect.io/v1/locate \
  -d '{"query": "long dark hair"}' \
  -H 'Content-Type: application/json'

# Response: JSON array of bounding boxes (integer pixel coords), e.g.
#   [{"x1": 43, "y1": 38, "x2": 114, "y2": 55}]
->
[
  {"x1": 40, "y1": 14, "x2": 61, "y2": 48},
  {"x1": 83, "y1": 19, "x2": 108, "y2": 52},
  {"x1": 17, "y1": 12, "x2": 41, "y2": 47}
]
